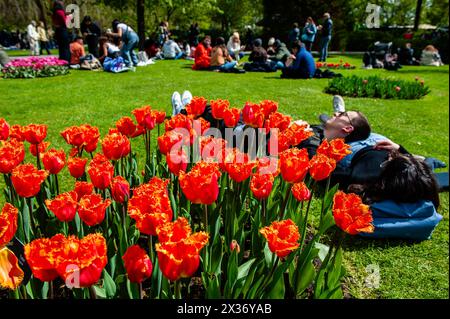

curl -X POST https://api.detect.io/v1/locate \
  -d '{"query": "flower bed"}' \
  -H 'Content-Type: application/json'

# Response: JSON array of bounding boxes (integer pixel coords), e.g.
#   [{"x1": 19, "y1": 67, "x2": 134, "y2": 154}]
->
[
  {"x1": 324, "y1": 75, "x2": 430, "y2": 99},
  {"x1": 1, "y1": 56, "x2": 69, "y2": 79},
  {"x1": 0, "y1": 99, "x2": 375, "y2": 299},
  {"x1": 316, "y1": 61, "x2": 356, "y2": 70}
]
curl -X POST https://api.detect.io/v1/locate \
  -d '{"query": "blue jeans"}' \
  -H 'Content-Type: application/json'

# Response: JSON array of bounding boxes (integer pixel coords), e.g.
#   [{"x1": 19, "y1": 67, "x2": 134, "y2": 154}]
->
[
  {"x1": 320, "y1": 36, "x2": 331, "y2": 61},
  {"x1": 121, "y1": 32, "x2": 139, "y2": 67},
  {"x1": 230, "y1": 52, "x2": 245, "y2": 60},
  {"x1": 275, "y1": 61, "x2": 285, "y2": 69},
  {"x1": 220, "y1": 61, "x2": 237, "y2": 71}
]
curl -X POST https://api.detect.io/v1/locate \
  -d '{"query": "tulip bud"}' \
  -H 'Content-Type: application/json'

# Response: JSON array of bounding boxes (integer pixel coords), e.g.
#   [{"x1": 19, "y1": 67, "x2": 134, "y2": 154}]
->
[{"x1": 230, "y1": 240, "x2": 240, "y2": 253}]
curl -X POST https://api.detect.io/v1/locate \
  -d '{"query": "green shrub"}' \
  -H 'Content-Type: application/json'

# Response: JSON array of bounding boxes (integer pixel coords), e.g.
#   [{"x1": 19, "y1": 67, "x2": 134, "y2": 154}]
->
[{"x1": 324, "y1": 75, "x2": 431, "y2": 99}]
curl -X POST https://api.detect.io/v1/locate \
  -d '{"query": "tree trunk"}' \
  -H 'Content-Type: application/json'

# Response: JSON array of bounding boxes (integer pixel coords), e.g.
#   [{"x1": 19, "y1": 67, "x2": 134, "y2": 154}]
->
[
  {"x1": 136, "y1": 0, "x2": 145, "y2": 50},
  {"x1": 34, "y1": 0, "x2": 48, "y2": 30},
  {"x1": 414, "y1": 0, "x2": 423, "y2": 31}
]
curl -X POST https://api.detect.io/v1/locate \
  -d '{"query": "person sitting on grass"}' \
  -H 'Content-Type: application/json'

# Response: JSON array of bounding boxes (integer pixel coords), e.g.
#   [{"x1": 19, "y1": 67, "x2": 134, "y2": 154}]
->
[
  {"x1": 420, "y1": 45, "x2": 444, "y2": 67},
  {"x1": 243, "y1": 38, "x2": 277, "y2": 72},
  {"x1": 398, "y1": 42, "x2": 419, "y2": 66},
  {"x1": 69, "y1": 36, "x2": 86, "y2": 67},
  {"x1": 349, "y1": 152, "x2": 443, "y2": 241},
  {"x1": 210, "y1": 37, "x2": 244, "y2": 73},
  {"x1": 268, "y1": 39, "x2": 291, "y2": 69},
  {"x1": 192, "y1": 35, "x2": 212, "y2": 70},
  {"x1": 162, "y1": 36, "x2": 184, "y2": 60},
  {"x1": 143, "y1": 38, "x2": 163, "y2": 60},
  {"x1": 227, "y1": 32, "x2": 244, "y2": 62},
  {"x1": 281, "y1": 40, "x2": 316, "y2": 79},
  {"x1": 98, "y1": 36, "x2": 121, "y2": 64},
  {"x1": 0, "y1": 45, "x2": 11, "y2": 67}
]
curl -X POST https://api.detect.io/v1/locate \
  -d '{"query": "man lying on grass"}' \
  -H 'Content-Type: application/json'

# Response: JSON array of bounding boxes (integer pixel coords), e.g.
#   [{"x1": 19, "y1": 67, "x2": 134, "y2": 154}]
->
[{"x1": 170, "y1": 91, "x2": 445, "y2": 241}]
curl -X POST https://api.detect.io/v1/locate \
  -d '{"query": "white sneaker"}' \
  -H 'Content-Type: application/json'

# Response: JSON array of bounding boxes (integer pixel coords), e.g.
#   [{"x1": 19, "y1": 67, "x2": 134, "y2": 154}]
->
[
  {"x1": 181, "y1": 90, "x2": 193, "y2": 107},
  {"x1": 333, "y1": 95, "x2": 345, "y2": 113},
  {"x1": 171, "y1": 91, "x2": 182, "y2": 116}
]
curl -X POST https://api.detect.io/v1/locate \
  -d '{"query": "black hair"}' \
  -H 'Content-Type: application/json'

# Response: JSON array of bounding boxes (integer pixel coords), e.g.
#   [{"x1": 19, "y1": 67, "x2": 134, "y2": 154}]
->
[
  {"x1": 82, "y1": 16, "x2": 92, "y2": 24},
  {"x1": 215, "y1": 37, "x2": 225, "y2": 46},
  {"x1": 53, "y1": 0, "x2": 64, "y2": 12},
  {"x1": 363, "y1": 153, "x2": 440, "y2": 208},
  {"x1": 112, "y1": 19, "x2": 120, "y2": 33},
  {"x1": 291, "y1": 40, "x2": 302, "y2": 51},
  {"x1": 345, "y1": 111, "x2": 371, "y2": 143},
  {"x1": 253, "y1": 38, "x2": 262, "y2": 47}
]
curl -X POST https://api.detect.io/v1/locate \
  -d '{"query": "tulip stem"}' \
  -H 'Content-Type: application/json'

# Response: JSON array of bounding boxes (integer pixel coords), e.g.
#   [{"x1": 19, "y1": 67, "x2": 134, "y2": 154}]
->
[
  {"x1": 148, "y1": 235, "x2": 154, "y2": 262},
  {"x1": 36, "y1": 146, "x2": 41, "y2": 170},
  {"x1": 54, "y1": 174, "x2": 60, "y2": 195},
  {"x1": 139, "y1": 282, "x2": 143, "y2": 299},
  {"x1": 203, "y1": 204, "x2": 208, "y2": 232},
  {"x1": 49, "y1": 281, "x2": 54, "y2": 299},
  {"x1": 299, "y1": 189, "x2": 314, "y2": 252},
  {"x1": 319, "y1": 177, "x2": 331, "y2": 231},
  {"x1": 262, "y1": 198, "x2": 266, "y2": 225},
  {"x1": 174, "y1": 280, "x2": 182, "y2": 299},
  {"x1": 280, "y1": 184, "x2": 292, "y2": 219},
  {"x1": 89, "y1": 286, "x2": 97, "y2": 299}
]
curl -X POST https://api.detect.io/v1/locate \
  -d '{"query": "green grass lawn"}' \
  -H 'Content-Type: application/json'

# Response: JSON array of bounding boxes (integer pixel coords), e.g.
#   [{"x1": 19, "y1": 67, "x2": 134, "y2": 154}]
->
[{"x1": 0, "y1": 53, "x2": 448, "y2": 299}]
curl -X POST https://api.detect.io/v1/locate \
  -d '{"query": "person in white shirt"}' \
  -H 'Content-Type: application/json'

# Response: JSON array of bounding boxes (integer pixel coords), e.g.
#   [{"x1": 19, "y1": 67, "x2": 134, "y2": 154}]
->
[
  {"x1": 162, "y1": 36, "x2": 184, "y2": 59},
  {"x1": 27, "y1": 20, "x2": 40, "y2": 56},
  {"x1": 107, "y1": 19, "x2": 140, "y2": 67},
  {"x1": 227, "y1": 32, "x2": 244, "y2": 61}
]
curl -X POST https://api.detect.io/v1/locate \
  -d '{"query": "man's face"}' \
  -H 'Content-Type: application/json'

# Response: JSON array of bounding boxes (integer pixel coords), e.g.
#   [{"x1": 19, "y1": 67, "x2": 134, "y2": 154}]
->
[
  {"x1": 204, "y1": 38, "x2": 211, "y2": 47},
  {"x1": 323, "y1": 111, "x2": 356, "y2": 140},
  {"x1": 292, "y1": 47, "x2": 299, "y2": 55}
]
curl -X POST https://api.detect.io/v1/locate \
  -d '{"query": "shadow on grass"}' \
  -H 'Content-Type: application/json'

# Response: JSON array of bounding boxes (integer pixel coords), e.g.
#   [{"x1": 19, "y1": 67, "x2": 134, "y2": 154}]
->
[{"x1": 397, "y1": 68, "x2": 449, "y2": 75}]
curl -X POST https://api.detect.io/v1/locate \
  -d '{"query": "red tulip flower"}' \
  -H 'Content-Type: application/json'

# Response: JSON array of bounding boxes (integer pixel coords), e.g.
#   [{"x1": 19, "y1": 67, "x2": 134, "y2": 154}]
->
[
  {"x1": 11, "y1": 163, "x2": 48, "y2": 198},
  {"x1": 23, "y1": 124, "x2": 47, "y2": 145},
  {"x1": 279, "y1": 148, "x2": 310, "y2": 183},
  {"x1": 0, "y1": 118, "x2": 9, "y2": 141},
  {"x1": 260, "y1": 219, "x2": 300, "y2": 258},
  {"x1": 78, "y1": 194, "x2": 111, "y2": 227},
  {"x1": 45, "y1": 191, "x2": 78, "y2": 222},
  {"x1": 0, "y1": 139, "x2": 25, "y2": 174},
  {"x1": 67, "y1": 157, "x2": 88, "y2": 179},
  {"x1": 122, "y1": 245, "x2": 153, "y2": 283},
  {"x1": 87, "y1": 154, "x2": 114, "y2": 190},
  {"x1": 42, "y1": 149, "x2": 66, "y2": 174},
  {"x1": 110, "y1": 176, "x2": 130, "y2": 203}
]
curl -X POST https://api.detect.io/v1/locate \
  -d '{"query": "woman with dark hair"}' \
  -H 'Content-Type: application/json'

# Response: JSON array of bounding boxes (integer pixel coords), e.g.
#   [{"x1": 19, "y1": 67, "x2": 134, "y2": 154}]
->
[
  {"x1": 80, "y1": 16, "x2": 101, "y2": 57},
  {"x1": 107, "y1": 19, "x2": 139, "y2": 67},
  {"x1": 349, "y1": 153, "x2": 443, "y2": 241},
  {"x1": 210, "y1": 37, "x2": 241, "y2": 72},
  {"x1": 51, "y1": 0, "x2": 71, "y2": 63}
]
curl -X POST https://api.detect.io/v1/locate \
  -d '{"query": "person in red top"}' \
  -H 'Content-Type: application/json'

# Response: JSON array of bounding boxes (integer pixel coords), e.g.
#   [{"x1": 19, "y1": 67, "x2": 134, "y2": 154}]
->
[
  {"x1": 51, "y1": 0, "x2": 71, "y2": 63},
  {"x1": 192, "y1": 35, "x2": 212, "y2": 70},
  {"x1": 70, "y1": 36, "x2": 86, "y2": 65}
]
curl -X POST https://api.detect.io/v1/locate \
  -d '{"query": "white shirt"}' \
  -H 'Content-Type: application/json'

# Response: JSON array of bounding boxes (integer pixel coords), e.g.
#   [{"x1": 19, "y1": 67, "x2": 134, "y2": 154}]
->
[
  {"x1": 162, "y1": 40, "x2": 182, "y2": 58},
  {"x1": 117, "y1": 23, "x2": 134, "y2": 34},
  {"x1": 27, "y1": 24, "x2": 39, "y2": 40},
  {"x1": 227, "y1": 38, "x2": 240, "y2": 54}
]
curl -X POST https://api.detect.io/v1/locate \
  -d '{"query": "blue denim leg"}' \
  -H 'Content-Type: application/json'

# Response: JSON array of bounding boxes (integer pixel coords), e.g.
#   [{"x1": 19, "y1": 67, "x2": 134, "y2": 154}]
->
[
  {"x1": 220, "y1": 61, "x2": 237, "y2": 71},
  {"x1": 320, "y1": 36, "x2": 331, "y2": 61},
  {"x1": 121, "y1": 32, "x2": 139, "y2": 66}
]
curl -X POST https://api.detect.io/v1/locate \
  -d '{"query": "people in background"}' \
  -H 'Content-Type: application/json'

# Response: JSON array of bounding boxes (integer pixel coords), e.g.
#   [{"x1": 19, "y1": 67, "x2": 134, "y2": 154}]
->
[
  {"x1": 281, "y1": 40, "x2": 316, "y2": 78},
  {"x1": 27, "y1": 20, "x2": 40, "y2": 56},
  {"x1": 288, "y1": 23, "x2": 300, "y2": 45},
  {"x1": 227, "y1": 32, "x2": 244, "y2": 62},
  {"x1": 269, "y1": 39, "x2": 291, "y2": 69},
  {"x1": 398, "y1": 42, "x2": 419, "y2": 66},
  {"x1": 420, "y1": 45, "x2": 444, "y2": 66},
  {"x1": 0, "y1": 45, "x2": 11, "y2": 67},
  {"x1": 52, "y1": 0, "x2": 71, "y2": 63},
  {"x1": 162, "y1": 36, "x2": 184, "y2": 60},
  {"x1": 107, "y1": 19, "x2": 139, "y2": 67},
  {"x1": 37, "y1": 21, "x2": 51, "y2": 55},
  {"x1": 178, "y1": 40, "x2": 192, "y2": 59},
  {"x1": 301, "y1": 17, "x2": 317, "y2": 52},
  {"x1": 143, "y1": 38, "x2": 163, "y2": 60},
  {"x1": 244, "y1": 38, "x2": 276, "y2": 72},
  {"x1": 403, "y1": 28, "x2": 414, "y2": 40},
  {"x1": 267, "y1": 37, "x2": 276, "y2": 55},
  {"x1": 80, "y1": 16, "x2": 101, "y2": 57},
  {"x1": 98, "y1": 36, "x2": 121, "y2": 64},
  {"x1": 158, "y1": 21, "x2": 169, "y2": 46},
  {"x1": 69, "y1": 36, "x2": 86, "y2": 66},
  {"x1": 318, "y1": 12, "x2": 333, "y2": 62},
  {"x1": 210, "y1": 37, "x2": 239, "y2": 72},
  {"x1": 192, "y1": 35, "x2": 212, "y2": 70}
]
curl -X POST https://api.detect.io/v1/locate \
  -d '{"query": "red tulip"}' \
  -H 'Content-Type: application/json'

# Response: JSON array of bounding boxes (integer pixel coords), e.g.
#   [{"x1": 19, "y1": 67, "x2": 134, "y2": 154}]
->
[
  {"x1": 67, "y1": 157, "x2": 88, "y2": 179},
  {"x1": 0, "y1": 118, "x2": 9, "y2": 141},
  {"x1": 122, "y1": 245, "x2": 153, "y2": 283},
  {"x1": 78, "y1": 194, "x2": 111, "y2": 227},
  {"x1": 23, "y1": 124, "x2": 47, "y2": 144},
  {"x1": 110, "y1": 176, "x2": 130, "y2": 203},
  {"x1": 45, "y1": 191, "x2": 78, "y2": 222},
  {"x1": 11, "y1": 164, "x2": 48, "y2": 198},
  {"x1": 42, "y1": 149, "x2": 66, "y2": 174}
]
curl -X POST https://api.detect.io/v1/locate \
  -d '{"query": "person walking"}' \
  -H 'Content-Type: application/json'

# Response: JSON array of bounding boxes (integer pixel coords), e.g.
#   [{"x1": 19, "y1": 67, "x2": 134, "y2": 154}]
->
[
  {"x1": 318, "y1": 12, "x2": 333, "y2": 62},
  {"x1": 27, "y1": 20, "x2": 40, "y2": 56},
  {"x1": 80, "y1": 16, "x2": 101, "y2": 57},
  {"x1": 37, "y1": 21, "x2": 51, "y2": 55},
  {"x1": 301, "y1": 17, "x2": 317, "y2": 52},
  {"x1": 51, "y1": 0, "x2": 71, "y2": 63}
]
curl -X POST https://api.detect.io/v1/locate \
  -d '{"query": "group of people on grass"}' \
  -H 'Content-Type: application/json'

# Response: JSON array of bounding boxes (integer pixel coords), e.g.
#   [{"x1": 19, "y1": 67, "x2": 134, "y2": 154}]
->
[{"x1": 169, "y1": 92, "x2": 446, "y2": 241}]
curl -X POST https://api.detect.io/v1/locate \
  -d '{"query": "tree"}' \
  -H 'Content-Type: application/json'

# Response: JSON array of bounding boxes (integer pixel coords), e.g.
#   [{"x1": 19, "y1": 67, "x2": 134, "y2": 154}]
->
[
  {"x1": 137, "y1": 0, "x2": 145, "y2": 49},
  {"x1": 414, "y1": 0, "x2": 423, "y2": 30}
]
